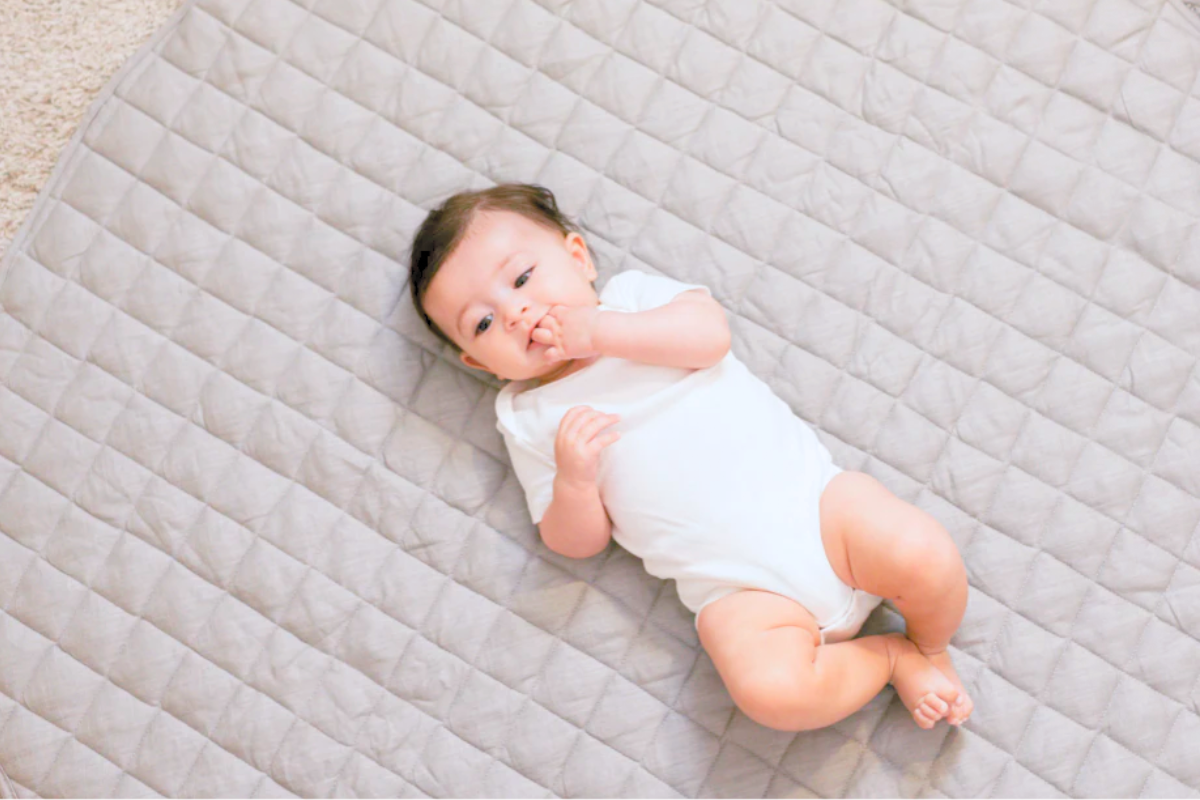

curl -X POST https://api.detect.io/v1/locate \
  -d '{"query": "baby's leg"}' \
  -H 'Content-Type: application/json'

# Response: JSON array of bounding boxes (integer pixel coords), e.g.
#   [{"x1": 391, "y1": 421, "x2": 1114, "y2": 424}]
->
[
  {"x1": 697, "y1": 590, "x2": 960, "y2": 732},
  {"x1": 819, "y1": 471, "x2": 973, "y2": 726}
]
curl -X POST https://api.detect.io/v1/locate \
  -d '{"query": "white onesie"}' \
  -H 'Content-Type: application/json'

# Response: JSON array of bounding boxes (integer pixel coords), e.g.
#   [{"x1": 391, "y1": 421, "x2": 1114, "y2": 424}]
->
[{"x1": 494, "y1": 270, "x2": 882, "y2": 644}]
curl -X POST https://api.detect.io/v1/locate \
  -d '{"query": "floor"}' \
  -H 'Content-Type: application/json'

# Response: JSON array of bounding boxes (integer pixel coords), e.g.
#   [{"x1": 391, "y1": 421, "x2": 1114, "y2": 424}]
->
[{"x1": 0, "y1": 0, "x2": 181, "y2": 261}]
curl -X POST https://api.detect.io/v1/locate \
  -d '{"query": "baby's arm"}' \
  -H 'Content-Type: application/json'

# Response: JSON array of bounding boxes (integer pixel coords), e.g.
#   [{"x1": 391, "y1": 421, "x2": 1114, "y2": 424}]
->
[
  {"x1": 539, "y1": 476, "x2": 612, "y2": 559},
  {"x1": 538, "y1": 406, "x2": 618, "y2": 559},
  {"x1": 593, "y1": 289, "x2": 730, "y2": 370}
]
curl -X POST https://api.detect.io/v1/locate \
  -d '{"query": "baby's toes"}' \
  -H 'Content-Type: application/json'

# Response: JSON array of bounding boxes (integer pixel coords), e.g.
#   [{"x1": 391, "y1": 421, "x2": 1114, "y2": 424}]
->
[
  {"x1": 909, "y1": 701, "x2": 937, "y2": 729},
  {"x1": 923, "y1": 694, "x2": 949, "y2": 717},
  {"x1": 913, "y1": 695, "x2": 947, "y2": 728},
  {"x1": 935, "y1": 686, "x2": 961, "y2": 716},
  {"x1": 949, "y1": 695, "x2": 975, "y2": 726}
]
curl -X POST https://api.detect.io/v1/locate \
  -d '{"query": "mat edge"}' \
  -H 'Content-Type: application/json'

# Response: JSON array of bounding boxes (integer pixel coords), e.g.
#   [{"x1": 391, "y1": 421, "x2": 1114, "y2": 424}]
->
[{"x1": 0, "y1": 0, "x2": 198, "y2": 279}]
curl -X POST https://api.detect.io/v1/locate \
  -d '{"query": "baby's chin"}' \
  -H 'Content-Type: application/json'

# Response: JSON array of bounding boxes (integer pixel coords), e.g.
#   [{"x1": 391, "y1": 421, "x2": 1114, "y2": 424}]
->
[
  {"x1": 487, "y1": 362, "x2": 557, "y2": 383},
  {"x1": 508, "y1": 359, "x2": 576, "y2": 386},
  {"x1": 474, "y1": 345, "x2": 579, "y2": 384}
]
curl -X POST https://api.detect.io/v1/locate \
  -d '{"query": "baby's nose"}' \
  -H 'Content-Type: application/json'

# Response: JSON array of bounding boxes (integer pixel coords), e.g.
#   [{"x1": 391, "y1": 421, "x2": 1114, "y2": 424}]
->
[{"x1": 503, "y1": 304, "x2": 531, "y2": 327}]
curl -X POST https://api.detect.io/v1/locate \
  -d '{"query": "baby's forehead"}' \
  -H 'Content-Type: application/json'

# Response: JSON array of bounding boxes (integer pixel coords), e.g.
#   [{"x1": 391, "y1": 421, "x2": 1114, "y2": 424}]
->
[
  {"x1": 448, "y1": 212, "x2": 528, "y2": 270},
  {"x1": 440, "y1": 210, "x2": 566, "y2": 290},
  {"x1": 433, "y1": 213, "x2": 540, "y2": 296},
  {"x1": 466, "y1": 208, "x2": 553, "y2": 244}
]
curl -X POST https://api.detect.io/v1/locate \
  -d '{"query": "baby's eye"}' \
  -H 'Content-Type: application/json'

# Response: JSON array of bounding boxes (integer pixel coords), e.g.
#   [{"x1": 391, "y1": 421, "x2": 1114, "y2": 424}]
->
[{"x1": 475, "y1": 267, "x2": 534, "y2": 335}]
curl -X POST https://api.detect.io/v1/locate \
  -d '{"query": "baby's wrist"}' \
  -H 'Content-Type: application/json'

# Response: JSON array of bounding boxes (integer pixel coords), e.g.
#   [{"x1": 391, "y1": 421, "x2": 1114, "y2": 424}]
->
[
  {"x1": 589, "y1": 309, "x2": 620, "y2": 356},
  {"x1": 554, "y1": 474, "x2": 598, "y2": 495}
]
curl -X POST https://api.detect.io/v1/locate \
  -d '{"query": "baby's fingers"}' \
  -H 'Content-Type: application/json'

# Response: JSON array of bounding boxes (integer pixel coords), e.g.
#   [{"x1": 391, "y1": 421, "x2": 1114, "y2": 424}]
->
[
  {"x1": 595, "y1": 429, "x2": 621, "y2": 448},
  {"x1": 578, "y1": 413, "x2": 620, "y2": 442}
]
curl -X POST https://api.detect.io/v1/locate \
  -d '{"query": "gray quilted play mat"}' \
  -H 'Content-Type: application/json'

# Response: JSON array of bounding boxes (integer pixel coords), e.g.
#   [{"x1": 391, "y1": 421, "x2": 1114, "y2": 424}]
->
[{"x1": 3, "y1": 0, "x2": 1200, "y2": 796}]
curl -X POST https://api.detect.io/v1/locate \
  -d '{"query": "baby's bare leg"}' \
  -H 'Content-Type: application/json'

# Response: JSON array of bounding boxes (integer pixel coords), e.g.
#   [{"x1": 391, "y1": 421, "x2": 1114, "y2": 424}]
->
[
  {"x1": 819, "y1": 471, "x2": 973, "y2": 726},
  {"x1": 697, "y1": 590, "x2": 958, "y2": 732}
]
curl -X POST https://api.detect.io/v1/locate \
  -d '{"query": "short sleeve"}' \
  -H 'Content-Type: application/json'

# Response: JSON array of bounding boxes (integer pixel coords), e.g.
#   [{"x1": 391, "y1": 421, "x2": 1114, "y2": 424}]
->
[
  {"x1": 500, "y1": 429, "x2": 556, "y2": 525},
  {"x1": 599, "y1": 270, "x2": 712, "y2": 313}
]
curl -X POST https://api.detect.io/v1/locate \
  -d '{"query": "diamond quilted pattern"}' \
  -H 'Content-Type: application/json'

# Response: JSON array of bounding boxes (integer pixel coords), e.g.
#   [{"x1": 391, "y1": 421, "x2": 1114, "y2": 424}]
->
[{"x1": 1, "y1": 0, "x2": 1199, "y2": 796}]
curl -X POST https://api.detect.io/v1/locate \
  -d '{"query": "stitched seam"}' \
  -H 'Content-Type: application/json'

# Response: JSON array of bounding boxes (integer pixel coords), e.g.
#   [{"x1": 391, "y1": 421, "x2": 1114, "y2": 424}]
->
[
  {"x1": 1138, "y1": 514, "x2": 1200, "y2": 781},
  {"x1": 117, "y1": 646, "x2": 193, "y2": 794},
  {"x1": 648, "y1": 0, "x2": 1190, "y2": 205},
  {"x1": 0, "y1": 428, "x2": 152, "y2": 774},
  {"x1": 0, "y1": 324, "x2": 33, "y2": 387},
  {"x1": 400, "y1": 520, "x2": 529, "y2": 793},
  {"x1": 23, "y1": 641, "x2": 86, "y2": 791},
  {"x1": 318, "y1": 605, "x2": 390, "y2": 795},
  {"x1": 160, "y1": 537, "x2": 254, "y2": 796},
  {"x1": 1018, "y1": 405, "x2": 1162, "y2": 794},
  {"x1": 973, "y1": 353, "x2": 1150, "y2": 793},
  {"x1": 0, "y1": 604, "x2": 255, "y2": 797},
  {"x1": 963, "y1": 368, "x2": 1083, "y2": 788},
  {"x1": 0, "y1": 479, "x2": 392, "y2": 798},
  {"x1": 318, "y1": 490, "x2": 421, "y2": 792},
  {"x1": 1138, "y1": 705, "x2": 1189, "y2": 797},
  {"x1": 613, "y1": 583, "x2": 682, "y2": 797},
  {"x1": 46, "y1": 502, "x2": 180, "y2": 778},
  {"x1": 406, "y1": 505, "x2": 544, "y2": 794},
  {"x1": 1066, "y1": 610, "x2": 1159, "y2": 796},
  {"x1": 531, "y1": 544, "x2": 627, "y2": 792},
  {"x1": 371, "y1": 566, "x2": 467, "y2": 789},
  {"x1": 0, "y1": 704, "x2": 20, "y2": 789}
]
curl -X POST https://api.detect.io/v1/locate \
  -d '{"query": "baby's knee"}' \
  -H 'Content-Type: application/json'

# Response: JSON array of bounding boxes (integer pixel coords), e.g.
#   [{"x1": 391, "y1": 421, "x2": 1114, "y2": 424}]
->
[{"x1": 894, "y1": 516, "x2": 964, "y2": 584}]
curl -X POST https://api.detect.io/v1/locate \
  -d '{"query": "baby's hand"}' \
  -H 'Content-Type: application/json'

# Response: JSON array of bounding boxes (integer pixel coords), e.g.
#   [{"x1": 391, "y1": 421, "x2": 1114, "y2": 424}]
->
[
  {"x1": 531, "y1": 305, "x2": 602, "y2": 362},
  {"x1": 555, "y1": 406, "x2": 620, "y2": 488}
]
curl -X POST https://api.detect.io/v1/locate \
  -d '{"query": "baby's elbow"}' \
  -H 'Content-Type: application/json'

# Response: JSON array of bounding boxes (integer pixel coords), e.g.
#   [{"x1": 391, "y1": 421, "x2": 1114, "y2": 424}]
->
[
  {"x1": 715, "y1": 327, "x2": 732, "y2": 361},
  {"x1": 538, "y1": 522, "x2": 612, "y2": 560},
  {"x1": 705, "y1": 322, "x2": 731, "y2": 368},
  {"x1": 570, "y1": 533, "x2": 612, "y2": 560}
]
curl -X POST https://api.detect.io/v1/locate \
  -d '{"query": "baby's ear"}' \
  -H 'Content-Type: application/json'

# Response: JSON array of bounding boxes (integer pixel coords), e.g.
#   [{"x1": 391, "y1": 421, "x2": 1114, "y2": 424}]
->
[{"x1": 566, "y1": 232, "x2": 596, "y2": 278}]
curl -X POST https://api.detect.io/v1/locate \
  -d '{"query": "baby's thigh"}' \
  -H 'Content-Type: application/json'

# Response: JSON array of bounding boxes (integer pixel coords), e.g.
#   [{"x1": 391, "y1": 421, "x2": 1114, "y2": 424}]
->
[
  {"x1": 698, "y1": 591, "x2": 819, "y2": 669},
  {"x1": 819, "y1": 470, "x2": 958, "y2": 598}
]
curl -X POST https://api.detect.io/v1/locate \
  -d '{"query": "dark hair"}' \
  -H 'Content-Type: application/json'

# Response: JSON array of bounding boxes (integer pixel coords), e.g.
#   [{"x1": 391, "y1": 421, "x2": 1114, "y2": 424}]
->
[{"x1": 409, "y1": 183, "x2": 592, "y2": 352}]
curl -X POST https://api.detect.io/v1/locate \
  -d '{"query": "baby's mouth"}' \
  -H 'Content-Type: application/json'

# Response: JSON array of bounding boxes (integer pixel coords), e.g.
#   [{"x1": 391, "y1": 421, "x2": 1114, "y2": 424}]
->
[{"x1": 528, "y1": 317, "x2": 546, "y2": 350}]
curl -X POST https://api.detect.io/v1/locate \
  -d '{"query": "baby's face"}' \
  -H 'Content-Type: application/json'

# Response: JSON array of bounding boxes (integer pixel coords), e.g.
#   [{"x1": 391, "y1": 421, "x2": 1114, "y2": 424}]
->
[{"x1": 423, "y1": 209, "x2": 600, "y2": 382}]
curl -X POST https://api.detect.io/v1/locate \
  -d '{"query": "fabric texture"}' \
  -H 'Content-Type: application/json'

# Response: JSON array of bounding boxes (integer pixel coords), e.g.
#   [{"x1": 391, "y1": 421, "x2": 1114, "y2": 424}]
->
[{"x1": 1, "y1": 0, "x2": 1200, "y2": 797}]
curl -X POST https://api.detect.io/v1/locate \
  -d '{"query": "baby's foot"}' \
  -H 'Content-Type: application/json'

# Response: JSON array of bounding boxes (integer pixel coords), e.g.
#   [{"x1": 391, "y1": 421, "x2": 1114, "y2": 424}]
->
[
  {"x1": 882, "y1": 634, "x2": 960, "y2": 730},
  {"x1": 922, "y1": 648, "x2": 974, "y2": 726}
]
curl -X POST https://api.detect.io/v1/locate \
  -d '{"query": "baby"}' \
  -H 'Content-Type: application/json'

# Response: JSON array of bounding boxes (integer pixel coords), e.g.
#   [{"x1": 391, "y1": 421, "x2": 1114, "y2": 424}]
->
[{"x1": 409, "y1": 183, "x2": 974, "y2": 732}]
